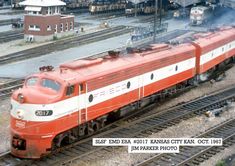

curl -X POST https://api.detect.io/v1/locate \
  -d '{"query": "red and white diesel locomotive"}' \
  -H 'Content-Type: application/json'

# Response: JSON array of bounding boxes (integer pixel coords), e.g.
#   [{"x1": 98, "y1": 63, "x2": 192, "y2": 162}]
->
[{"x1": 11, "y1": 27, "x2": 235, "y2": 158}]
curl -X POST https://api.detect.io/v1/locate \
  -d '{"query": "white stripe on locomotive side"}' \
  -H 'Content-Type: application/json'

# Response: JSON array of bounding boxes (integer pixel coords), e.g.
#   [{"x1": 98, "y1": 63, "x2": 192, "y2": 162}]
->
[
  {"x1": 11, "y1": 57, "x2": 196, "y2": 122},
  {"x1": 142, "y1": 57, "x2": 195, "y2": 87},
  {"x1": 200, "y1": 40, "x2": 235, "y2": 65}
]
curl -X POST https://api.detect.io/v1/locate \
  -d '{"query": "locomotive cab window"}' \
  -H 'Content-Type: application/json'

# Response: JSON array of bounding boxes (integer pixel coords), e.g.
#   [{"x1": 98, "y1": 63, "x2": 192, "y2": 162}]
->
[
  {"x1": 66, "y1": 85, "x2": 75, "y2": 96},
  {"x1": 26, "y1": 77, "x2": 38, "y2": 86},
  {"x1": 79, "y1": 83, "x2": 84, "y2": 92}
]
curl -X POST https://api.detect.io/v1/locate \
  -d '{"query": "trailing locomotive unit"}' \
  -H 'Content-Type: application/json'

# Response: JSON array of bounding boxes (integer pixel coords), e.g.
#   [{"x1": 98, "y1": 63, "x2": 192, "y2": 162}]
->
[
  {"x1": 11, "y1": 27, "x2": 235, "y2": 158},
  {"x1": 125, "y1": 0, "x2": 168, "y2": 17},
  {"x1": 190, "y1": 5, "x2": 214, "y2": 25},
  {"x1": 125, "y1": 0, "x2": 155, "y2": 16},
  {"x1": 66, "y1": 0, "x2": 90, "y2": 9},
  {"x1": 89, "y1": 0, "x2": 126, "y2": 14}
]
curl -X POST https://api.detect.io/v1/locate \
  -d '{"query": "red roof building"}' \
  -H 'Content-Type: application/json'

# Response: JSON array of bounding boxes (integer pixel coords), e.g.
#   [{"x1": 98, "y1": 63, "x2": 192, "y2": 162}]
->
[{"x1": 20, "y1": 0, "x2": 75, "y2": 42}]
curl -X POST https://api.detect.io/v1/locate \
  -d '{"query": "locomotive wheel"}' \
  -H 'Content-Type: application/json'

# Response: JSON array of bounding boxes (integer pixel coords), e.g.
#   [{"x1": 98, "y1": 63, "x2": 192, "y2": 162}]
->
[
  {"x1": 92, "y1": 121, "x2": 100, "y2": 132},
  {"x1": 85, "y1": 122, "x2": 94, "y2": 135}
]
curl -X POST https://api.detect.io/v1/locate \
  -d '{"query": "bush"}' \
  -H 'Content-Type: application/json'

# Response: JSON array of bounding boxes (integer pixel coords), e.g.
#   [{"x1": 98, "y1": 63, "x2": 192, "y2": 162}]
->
[
  {"x1": 216, "y1": 160, "x2": 226, "y2": 166},
  {"x1": 53, "y1": 36, "x2": 58, "y2": 40}
]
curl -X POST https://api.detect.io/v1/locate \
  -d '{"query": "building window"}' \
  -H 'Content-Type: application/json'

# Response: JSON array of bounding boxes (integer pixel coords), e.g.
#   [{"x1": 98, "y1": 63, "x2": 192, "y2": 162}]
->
[
  {"x1": 54, "y1": 24, "x2": 57, "y2": 33},
  {"x1": 29, "y1": 25, "x2": 40, "y2": 31},
  {"x1": 60, "y1": 23, "x2": 63, "y2": 32},
  {"x1": 27, "y1": 11, "x2": 41, "y2": 15},
  {"x1": 47, "y1": 7, "x2": 52, "y2": 15},
  {"x1": 70, "y1": 22, "x2": 73, "y2": 30},
  {"x1": 66, "y1": 23, "x2": 68, "y2": 31},
  {"x1": 55, "y1": 6, "x2": 57, "y2": 14},
  {"x1": 52, "y1": 7, "x2": 55, "y2": 14},
  {"x1": 47, "y1": 25, "x2": 51, "y2": 31}
]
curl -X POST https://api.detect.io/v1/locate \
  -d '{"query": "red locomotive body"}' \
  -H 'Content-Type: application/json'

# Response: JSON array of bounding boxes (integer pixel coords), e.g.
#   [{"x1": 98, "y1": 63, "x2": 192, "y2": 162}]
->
[
  {"x1": 10, "y1": 27, "x2": 235, "y2": 158},
  {"x1": 193, "y1": 27, "x2": 235, "y2": 76}
]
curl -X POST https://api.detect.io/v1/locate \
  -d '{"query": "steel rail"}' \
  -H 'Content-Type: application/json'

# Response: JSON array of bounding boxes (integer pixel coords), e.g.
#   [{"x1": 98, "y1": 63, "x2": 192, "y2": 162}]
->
[
  {"x1": 0, "y1": 26, "x2": 133, "y2": 65},
  {"x1": 0, "y1": 32, "x2": 24, "y2": 43},
  {"x1": 31, "y1": 85, "x2": 235, "y2": 166},
  {"x1": 0, "y1": 79, "x2": 24, "y2": 99},
  {"x1": 1, "y1": 84, "x2": 235, "y2": 165},
  {"x1": 135, "y1": 118, "x2": 235, "y2": 166},
  {"x1": 0, "y1": 18, "x2": 20, "y2": 26}
]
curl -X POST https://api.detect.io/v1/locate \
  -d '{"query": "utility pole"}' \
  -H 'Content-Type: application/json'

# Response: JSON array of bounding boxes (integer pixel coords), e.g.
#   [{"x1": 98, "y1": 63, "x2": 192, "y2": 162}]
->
[
  {"x1": 159, "y1": 0, "x2": 162, "y2": 25},
  {"x1": 134, "y1": 0, "x2": 137, "y2": 17},
  {"x1": 153, "y1": 0, "x2": 158, "y2": 42},
  {"x1": 135, "y1": 3, "x2": 137, "y2": 17}
]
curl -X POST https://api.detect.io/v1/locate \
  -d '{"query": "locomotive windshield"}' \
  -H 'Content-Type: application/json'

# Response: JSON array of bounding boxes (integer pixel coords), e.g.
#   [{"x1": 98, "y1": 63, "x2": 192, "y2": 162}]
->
[
  {"x1": 41, "y1": 79, "x2": 61, "y2": 92},
  {"x1": 26, "y1": 77, "x2": 38, "y2": 86},
  {"x1": 25, "y1": 77, "x2": 61, "y2": 92}
]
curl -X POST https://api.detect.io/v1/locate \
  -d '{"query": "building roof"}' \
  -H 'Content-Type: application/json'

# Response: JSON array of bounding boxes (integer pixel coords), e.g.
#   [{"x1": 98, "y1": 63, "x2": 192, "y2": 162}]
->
[
  {"x1": 127, "y1": 0, "x2": 147, "y2": 4},
  {"x1": 19, "y1": 0, "x2": 66, "y2": 7},
  {"x1": 173, "y1": 0, "x2": 201, "y2": 7}
]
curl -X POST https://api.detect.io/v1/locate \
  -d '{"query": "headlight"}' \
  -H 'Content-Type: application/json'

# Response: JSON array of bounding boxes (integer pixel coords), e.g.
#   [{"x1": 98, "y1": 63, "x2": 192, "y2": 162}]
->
[
  {"x1": 16, "y1": 109, "x2": 24, "y2": 119},
  {"x1": 17, "y1": 93, "x2": 25, "y2": 103}
]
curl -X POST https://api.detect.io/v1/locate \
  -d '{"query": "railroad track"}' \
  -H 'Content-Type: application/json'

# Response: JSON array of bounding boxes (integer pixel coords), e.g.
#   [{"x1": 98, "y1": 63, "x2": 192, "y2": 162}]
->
[
  {"x1": 134, "y1": 118, "x2": 235, "y2": 166},
  {"x1": 36, "y1": 85, "x2": 235, "y2": 165},
  {"x1": 1, "y1": 84, "x2": 234, "y2": 166},
  {"x1": 0, "y1": 29, "x2": 188, "y2": 100},
  {"x1": 0, "y1": 18, "x2": 20, "y2": 26},
  {"x1": 63, "y1": 8, "x2": 89, "y2": 14},
  {"x1": 0, "y1": 29, "x2": 194, "y2": 103},
  {"x1": 0, "y1": 30, "x2": 23, "y2": 43},
  {"x1": 0, "y1": 10, "x2": 24, "y2": 15},
  {"x1": 0, "y1": 6, "x2": 11, "y2": 10},
  {"x1": 88, "y1": 11, "x2": 125, "y2": 20},
  {"x1": 0, "y1": 79, "x2": 24, "y2": 99},
  {"x1": 0, "y1": 25, "x2": 133, "y2": 65}
]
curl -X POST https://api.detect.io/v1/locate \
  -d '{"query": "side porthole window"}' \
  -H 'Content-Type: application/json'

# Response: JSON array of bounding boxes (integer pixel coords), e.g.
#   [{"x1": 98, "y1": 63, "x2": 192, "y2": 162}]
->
[
  {"x1": 150, "y1": 73, "x2": 154, "y2": 80},
  {"x1": 229, "y1": 44, "x2": 231, "y2": 48},
  {"x1": 175, "y1": 65, "x2": 178, "y2": 71},
  {"x1": 127, "y1": 81, "x2": 131, "y2": 89},
  {"x1": 88, "y1": 94, "x2": 93, "y2": 102},
  {"x1": 66, "y1": 85, "x2": 74, "y2": 96},
  {"x1": 222, "y1": 47, "x2": 224, "y2": 52}
]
